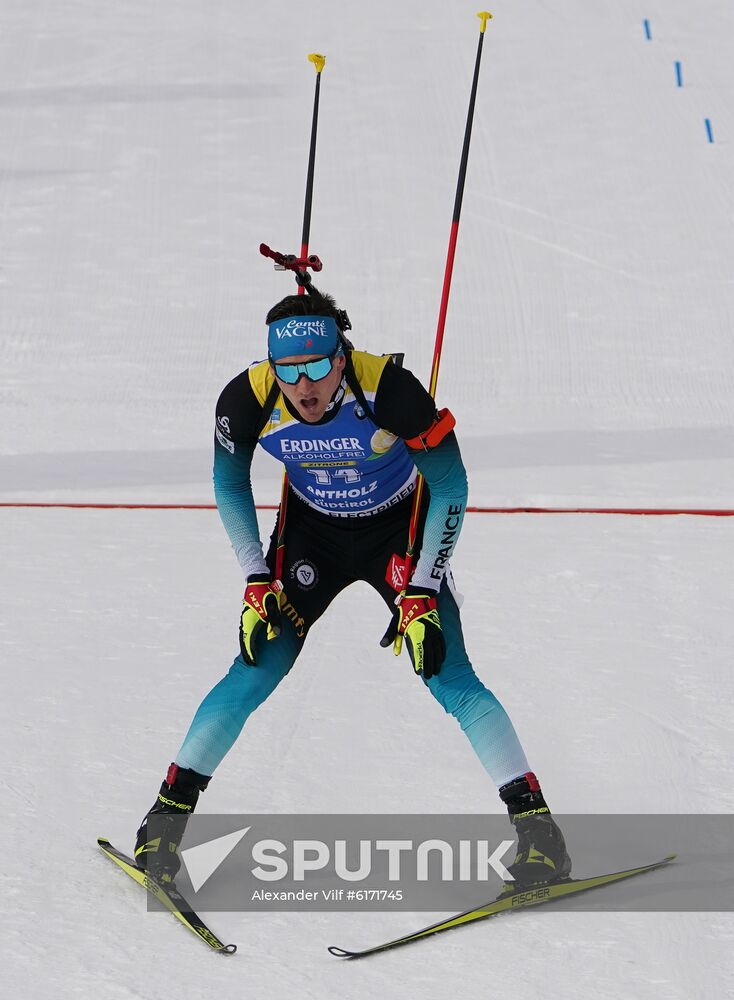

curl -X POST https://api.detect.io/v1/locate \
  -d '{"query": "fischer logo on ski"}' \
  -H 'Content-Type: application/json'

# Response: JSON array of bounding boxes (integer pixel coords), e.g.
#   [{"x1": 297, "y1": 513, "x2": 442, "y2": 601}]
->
[{"x1": 328, "y1": 854, "x2": 676, "y2": 959}]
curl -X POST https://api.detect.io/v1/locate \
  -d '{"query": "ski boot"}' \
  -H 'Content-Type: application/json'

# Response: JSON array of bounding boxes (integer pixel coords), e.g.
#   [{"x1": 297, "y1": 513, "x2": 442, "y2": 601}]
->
[
  {"x1": 134, "y1": 763, "x2": 210, "y2": 884},
  {"x1": 499, "y1": 771, "x2": 571, "y2": 888}
]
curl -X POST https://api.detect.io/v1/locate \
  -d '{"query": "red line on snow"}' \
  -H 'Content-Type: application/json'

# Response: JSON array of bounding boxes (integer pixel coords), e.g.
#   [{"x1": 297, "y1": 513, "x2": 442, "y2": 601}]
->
[
  {"x1": 0, "y1": 502, "x2": 240, "y2": 510},
  {"x1": 468, "y1": 506, "x2": 734, "y2": 516},
  {"x1": 1, "y1": 502, "x2": 733, "y2": 516}
]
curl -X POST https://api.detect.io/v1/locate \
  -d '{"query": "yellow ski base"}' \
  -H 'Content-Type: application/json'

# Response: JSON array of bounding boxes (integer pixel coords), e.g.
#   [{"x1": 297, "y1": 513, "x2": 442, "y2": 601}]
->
[
  {"x1": 97, "y1": 837, "x2": 236, "y2": 954},
  {"x1": 329, "y1": 853, "x2": 676, "y2": 959}
]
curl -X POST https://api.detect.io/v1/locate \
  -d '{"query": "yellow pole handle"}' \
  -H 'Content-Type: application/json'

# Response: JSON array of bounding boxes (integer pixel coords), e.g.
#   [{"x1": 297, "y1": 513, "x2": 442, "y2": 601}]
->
[
  {"x1": 308, "y1": 53, "x2": 326, "y2": 74},
  {"x1": 477, "y1": 11, "x2": 493, "y2": 33},
  {"x1": 392, "y1": 578, "x2": 406, "y2": 651}
]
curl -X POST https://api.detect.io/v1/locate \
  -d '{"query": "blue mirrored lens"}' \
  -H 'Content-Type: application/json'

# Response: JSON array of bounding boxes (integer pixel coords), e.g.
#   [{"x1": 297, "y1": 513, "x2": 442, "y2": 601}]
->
[{"x1": 274, "y1": 355, "x2": 334, "y2": 384}]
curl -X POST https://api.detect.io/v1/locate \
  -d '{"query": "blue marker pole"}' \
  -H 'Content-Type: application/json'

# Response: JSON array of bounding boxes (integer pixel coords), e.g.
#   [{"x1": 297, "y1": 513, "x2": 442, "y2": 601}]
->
[
  {"x1": 675, "y1": 61, "x2": 683, "y2": 87},
  {"x1": 705, "y1": 119, "x2": 714, "y2": 143},
  {"x1": 643, "y1": 18, "x2": 652, "y2": 40}
]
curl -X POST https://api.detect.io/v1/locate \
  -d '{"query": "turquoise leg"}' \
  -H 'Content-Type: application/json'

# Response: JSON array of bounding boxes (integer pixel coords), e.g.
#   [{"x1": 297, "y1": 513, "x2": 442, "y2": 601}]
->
[
  {"x1": 425, "y1": 581, "x2": 531, "y2": 788},
  {"x1": 175, "y1": 623, "x2": 302, "y2": 776}
]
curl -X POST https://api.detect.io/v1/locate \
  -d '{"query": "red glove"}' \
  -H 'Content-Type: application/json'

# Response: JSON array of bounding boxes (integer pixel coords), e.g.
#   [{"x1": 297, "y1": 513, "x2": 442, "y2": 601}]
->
[{"x1": 239, "y1": 574, "x2": 282, "y2": 665}]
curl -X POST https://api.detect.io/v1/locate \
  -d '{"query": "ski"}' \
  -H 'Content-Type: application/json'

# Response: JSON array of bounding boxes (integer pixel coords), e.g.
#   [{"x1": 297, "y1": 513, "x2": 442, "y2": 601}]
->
[
  {"x1": 328, "y1": 853, "x2": 676, "y2": 959},
  {"x1": 97, "y1": 837, "x2": 237, "y2": 954}
]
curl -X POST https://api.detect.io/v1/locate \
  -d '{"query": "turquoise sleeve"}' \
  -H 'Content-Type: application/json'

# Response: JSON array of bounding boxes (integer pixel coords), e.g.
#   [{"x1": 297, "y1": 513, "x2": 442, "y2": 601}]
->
[
  {"x1": 410, "y1": 432, "x2": 468, "y2": 591},
  {"x1": 213, "y1": 436, "x2": 269, "y2": 579}
]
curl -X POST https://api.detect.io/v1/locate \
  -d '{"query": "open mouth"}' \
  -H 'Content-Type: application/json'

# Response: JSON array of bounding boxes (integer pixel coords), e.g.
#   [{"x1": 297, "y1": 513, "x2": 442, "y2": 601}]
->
[{"x1": 299, "y1": 395, "x2": 319, "y2": 415}]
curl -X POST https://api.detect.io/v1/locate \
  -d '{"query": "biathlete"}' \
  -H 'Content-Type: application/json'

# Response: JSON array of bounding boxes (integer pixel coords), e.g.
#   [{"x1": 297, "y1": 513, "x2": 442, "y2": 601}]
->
[{"x1": 134, "y1": 282, "x2": 570, "y2": 888}]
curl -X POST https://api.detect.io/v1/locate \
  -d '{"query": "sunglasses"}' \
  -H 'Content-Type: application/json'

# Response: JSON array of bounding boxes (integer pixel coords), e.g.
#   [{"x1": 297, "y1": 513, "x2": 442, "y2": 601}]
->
[{"x1": 271, "y1": 350, "x2": 341, "y2": 385}]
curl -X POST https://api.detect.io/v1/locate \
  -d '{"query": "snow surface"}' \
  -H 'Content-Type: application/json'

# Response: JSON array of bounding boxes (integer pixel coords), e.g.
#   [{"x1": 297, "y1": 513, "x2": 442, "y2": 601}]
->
[{"x1": 2, "y1": 0, "x2": 733, "y2": 997}]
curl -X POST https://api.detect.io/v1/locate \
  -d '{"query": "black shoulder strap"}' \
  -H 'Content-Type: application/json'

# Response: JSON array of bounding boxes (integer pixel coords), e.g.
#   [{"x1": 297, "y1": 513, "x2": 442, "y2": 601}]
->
[
  {"x1": 343, "y1": 352, "x2": 377, "y2": 423},
  {"x1": 253, "y1": 377, "x2": 281, "y2": 438},
  {"x1": 343, "y1": 350, "x2": 405, "y2": 424}
]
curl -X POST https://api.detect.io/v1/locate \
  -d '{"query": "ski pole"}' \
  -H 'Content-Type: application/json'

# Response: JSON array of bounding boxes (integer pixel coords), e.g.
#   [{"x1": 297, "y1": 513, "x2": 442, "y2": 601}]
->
[
  {"x1": 298, "y1": 53, "x2": 326, "y2": 294},
  {"x1": 394, "y1": 12, "x2": 493, "y2": 655},
  {"x1": 273, "y1": 53, "x2": 326, "y2": 591}
]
